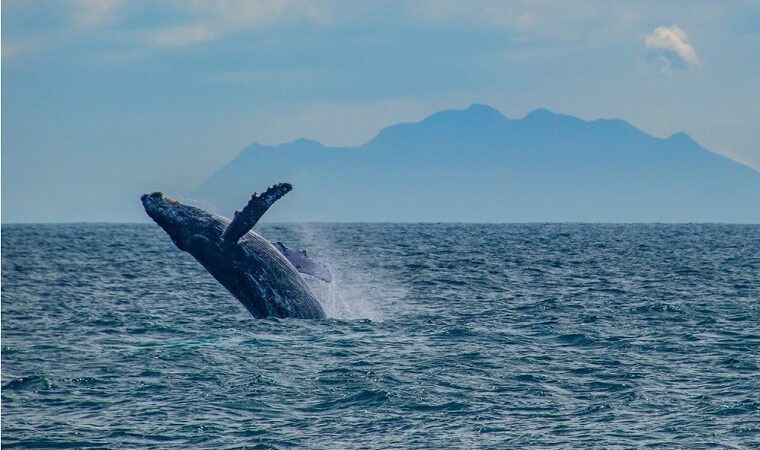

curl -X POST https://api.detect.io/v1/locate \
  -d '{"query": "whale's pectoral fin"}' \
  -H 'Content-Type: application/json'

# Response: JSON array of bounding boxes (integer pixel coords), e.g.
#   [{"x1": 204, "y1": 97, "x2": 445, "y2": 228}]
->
[
  {"x1": 221, "y1": 183, "x2": 293, "y2": 243},
  {"x1": 272, "y1": 241, "x2": 333, "y2": 282}
]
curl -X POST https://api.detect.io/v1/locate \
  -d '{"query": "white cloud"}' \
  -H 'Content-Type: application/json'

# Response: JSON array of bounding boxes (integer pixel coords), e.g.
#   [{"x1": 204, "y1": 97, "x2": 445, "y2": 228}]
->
[{"x1": 645, "y1": 25, "x2": 699, "y2": 71}]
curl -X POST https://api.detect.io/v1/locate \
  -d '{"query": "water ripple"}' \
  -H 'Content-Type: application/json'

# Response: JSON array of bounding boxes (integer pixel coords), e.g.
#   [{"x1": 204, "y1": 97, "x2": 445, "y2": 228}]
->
[{"x1": 2, "y1": 223, "x2": 759, "y2": 448}]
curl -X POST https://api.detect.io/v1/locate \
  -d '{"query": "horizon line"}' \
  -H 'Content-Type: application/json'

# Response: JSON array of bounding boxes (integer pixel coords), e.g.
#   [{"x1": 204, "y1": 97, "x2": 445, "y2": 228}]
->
[{"x1": 3, "y1": 221, "x2": 759, "y2": 226}]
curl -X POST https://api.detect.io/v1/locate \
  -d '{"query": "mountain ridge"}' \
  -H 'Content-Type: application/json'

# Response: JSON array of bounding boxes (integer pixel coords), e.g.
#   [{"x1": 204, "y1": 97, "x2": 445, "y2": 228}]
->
[
  {"x1": 195, "y1": 104, "x2": 760, "y2": 223},
  {"x1": 239, "y1": 105, "x2": 724, "y2": 166}
]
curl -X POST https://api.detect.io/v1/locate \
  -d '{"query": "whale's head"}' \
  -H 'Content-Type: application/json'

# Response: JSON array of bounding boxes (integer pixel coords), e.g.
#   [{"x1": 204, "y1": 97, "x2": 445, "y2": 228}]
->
[{"x1": 141, "y1": 192, "x2": 217, "y2": 251}]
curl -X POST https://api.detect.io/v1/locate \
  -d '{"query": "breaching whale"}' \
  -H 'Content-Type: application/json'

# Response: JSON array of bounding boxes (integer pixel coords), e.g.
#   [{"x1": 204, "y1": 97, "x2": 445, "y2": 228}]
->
[{"x1": 141, "y1": 183, "x2": 328, "y2": 319}]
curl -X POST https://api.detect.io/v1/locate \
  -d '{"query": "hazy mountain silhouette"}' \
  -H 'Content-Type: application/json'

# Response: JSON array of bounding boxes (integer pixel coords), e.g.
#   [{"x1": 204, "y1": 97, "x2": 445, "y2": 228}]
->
[{"x1": 195, "y1": 104, "x2": 760, "y2": 222}]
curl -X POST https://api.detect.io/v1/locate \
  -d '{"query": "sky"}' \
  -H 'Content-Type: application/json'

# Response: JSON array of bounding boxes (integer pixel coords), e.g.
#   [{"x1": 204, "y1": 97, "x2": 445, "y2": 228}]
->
[{"x1": 2, "y1": 0, "x2": 759, "y2": 222}]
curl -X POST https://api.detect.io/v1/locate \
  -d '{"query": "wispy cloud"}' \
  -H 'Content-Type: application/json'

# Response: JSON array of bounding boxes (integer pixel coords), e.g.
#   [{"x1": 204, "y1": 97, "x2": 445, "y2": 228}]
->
[
  {"x1": 645, "y1": 25, "x2": 699, "y2": 71},
  {"x1": 2, "y1": 0, "x2": 125, "y2": 59},
  {"x1": 135, "y1": 0, "x2": 335, "y2": 48},
  {"x1": 2, "y1": 39, "x2": 38, "y2": 59},
  {"x1": 0, "y1": 1, "x2": 720, "y2": 58},
  {"x1": 2, "y1": 0, "x2": 334, "y2": 56},
  {"x1": 72, "y1": 0, "x2": 125, "y2": 27},
  {"x1": 401, "y1": 0, "x2": 643, "y2": 41},
  {"x1": 145, "y1": 24, "x2": 217, "y2": 48}
]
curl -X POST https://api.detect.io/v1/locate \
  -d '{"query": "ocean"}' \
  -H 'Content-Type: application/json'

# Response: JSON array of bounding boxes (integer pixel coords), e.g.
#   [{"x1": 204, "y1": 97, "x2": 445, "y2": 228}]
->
[{"x1": 2, "y1": 223, "x2": 758, "y2": 448}]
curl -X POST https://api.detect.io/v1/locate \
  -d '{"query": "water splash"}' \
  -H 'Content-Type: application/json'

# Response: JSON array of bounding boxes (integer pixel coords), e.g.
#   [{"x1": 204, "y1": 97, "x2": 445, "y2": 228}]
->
[{"x1": 290, "y1": 224, "x2": 391, "y2": 321}]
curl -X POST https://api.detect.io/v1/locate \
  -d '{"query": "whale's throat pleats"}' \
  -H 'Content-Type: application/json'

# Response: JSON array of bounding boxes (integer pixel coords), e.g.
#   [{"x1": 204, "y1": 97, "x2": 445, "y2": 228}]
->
[{"x1": 221, "y1": 183, "x2": 293, "y2": 243}]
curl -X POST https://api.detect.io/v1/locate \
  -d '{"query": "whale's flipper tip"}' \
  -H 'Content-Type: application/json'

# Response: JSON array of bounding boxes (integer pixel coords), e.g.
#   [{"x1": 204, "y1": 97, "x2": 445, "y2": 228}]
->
[{"x1": 221, "y1": 183, "x2": 293, "y2": 243}]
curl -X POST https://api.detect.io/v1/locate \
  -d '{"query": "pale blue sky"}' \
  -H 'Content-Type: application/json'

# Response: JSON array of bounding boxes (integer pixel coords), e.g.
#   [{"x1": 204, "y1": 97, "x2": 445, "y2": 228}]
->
[{"x1": 2, "y1": 1, "x2": 759, "y2": 222}]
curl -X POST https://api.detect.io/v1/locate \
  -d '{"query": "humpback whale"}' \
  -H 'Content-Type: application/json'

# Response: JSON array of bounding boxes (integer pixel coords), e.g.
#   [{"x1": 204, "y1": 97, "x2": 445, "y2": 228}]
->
[{"x1": 141, "y1": 183, "x2": 328, "y2": 319}]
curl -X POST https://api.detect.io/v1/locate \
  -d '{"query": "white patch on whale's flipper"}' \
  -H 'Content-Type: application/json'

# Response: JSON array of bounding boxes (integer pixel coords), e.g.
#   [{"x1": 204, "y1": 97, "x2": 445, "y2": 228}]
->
[{"x1": 272, "y1": 241, "x2": 333, "y2": 282}]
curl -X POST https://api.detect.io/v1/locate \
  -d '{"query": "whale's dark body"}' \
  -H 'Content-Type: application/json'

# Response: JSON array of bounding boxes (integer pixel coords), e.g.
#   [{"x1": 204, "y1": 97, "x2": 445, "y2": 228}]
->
[{"x1": 141, "y1": 183, "x2": 326, "y2": 319}]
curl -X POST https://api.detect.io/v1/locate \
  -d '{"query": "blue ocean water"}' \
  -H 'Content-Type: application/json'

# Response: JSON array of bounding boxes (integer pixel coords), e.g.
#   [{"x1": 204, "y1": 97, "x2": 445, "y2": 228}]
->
[{"x1": 2, "y1": 223, "x2": 759, "y2": 449}]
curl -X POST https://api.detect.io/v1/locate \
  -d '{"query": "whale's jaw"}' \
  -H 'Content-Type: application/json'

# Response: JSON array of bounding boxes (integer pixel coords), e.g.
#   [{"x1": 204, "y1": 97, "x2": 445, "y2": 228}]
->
[{"x1": 141, "y1": 193, "x2": 211, "y2": 252}]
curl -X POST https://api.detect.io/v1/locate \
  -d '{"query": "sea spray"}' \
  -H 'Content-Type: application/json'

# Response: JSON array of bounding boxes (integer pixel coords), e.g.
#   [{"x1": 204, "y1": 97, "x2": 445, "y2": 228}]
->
[{"x1": 289, "y1": 223, "x2": 397, "y2": 321}]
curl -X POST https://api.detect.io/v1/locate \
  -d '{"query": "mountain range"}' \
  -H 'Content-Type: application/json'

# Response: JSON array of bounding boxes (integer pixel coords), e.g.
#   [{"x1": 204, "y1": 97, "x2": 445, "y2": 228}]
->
[{"x1": 194, "y1": 104, "x2": 760, "y2": 223}]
